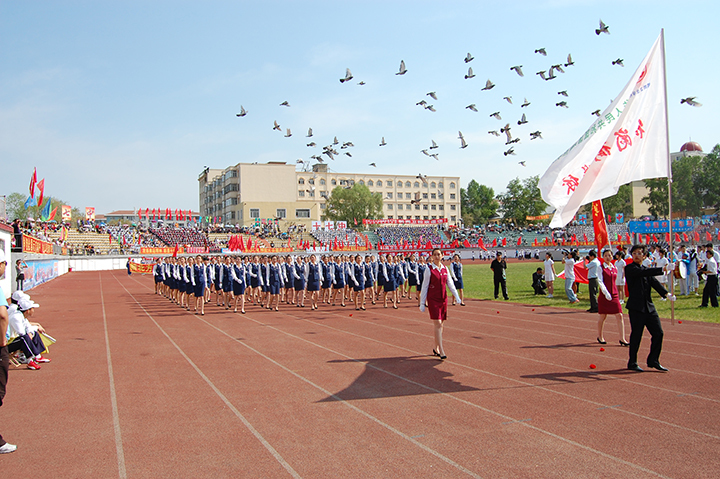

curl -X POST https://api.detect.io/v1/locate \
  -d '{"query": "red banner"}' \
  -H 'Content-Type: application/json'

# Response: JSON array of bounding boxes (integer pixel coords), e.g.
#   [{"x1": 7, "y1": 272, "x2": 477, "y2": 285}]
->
[
  {"x1": 140, "y1": 247, "x2": 185, "y2": 255},
  {"x1": 129, "y1": 262, "x2": 154, "y2": 274},
  {"x1": 22, "y1": 234, "x2": 53, "y2": 254},
  {"x1": 592, "y1": 200, "x2": 609, "y2": 252},
  {"x1": 363, "y1": 218, "x2": 448, "y2": 225}
]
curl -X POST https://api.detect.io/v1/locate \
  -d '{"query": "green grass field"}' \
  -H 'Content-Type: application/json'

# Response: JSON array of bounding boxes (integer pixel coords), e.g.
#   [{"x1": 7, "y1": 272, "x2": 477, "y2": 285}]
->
[{"x1": 461, "y1": 261, "x2": 720, "y2": 323}]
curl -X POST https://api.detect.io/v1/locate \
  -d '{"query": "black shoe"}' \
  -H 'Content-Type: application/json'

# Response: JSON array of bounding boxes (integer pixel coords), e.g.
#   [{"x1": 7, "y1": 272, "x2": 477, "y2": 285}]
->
[
  {"x1": 587, "y1": 309, "x2": 598, "y2": 313},
  {"x1": 648, "y1": 363, "x2": 668, "y2": 371},
  {"x1": 698, "y1": 305, "x2": 708, "y2": 308},
  {"x1": 597, "y1": 338, "x2": 607, "y2": 345},
  {"x1": 619, "y1": 340, "x2": 629, "y2": 346},
  {"x1": 628, "y1": 364, "x2": 643, "y2": 372},
  {"x1": 432, "y1": 349, "x2": 440, "y2": 357},
  {"x1": 440, "y1": 355, "x2": 447, "y2": 360}
]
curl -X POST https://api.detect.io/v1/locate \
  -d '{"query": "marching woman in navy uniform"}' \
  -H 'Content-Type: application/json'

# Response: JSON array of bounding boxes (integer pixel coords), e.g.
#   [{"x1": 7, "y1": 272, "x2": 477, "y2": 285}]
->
[
  {"x1": 407, "y1": 254, "x2": 420, "y2": 301},
  {"x1": 231, "y1": 256, "x2": 246, "y2": 314},
  {"x1": 306, "y1": 254, "x2": 323, "y2": 310},
  {"x1": 382, "y1": 254, "x2": 399, "y2": 309},
  {"x1": 377, "y1": 254, "x2": 387, "y2": 302},
  {"x1": 259, "y1": 256, "x2": 270, "y2": 306},
  {"x1": 193, "y1": 255, "x2": 207, "y2": 315},
  {"x1": 293, "y1": 256, "x2": 307, "y2": 307},
  {"x1": 164, "y1": 258, "x2": 173, "y2": 301},
  {"x1": 450, "y1": 254, "x2": 466, "y2": 306},
  {"x1": 420, "y1": 248, "x2": 462, "y2": 360},
  {"x1": 283, "y1": 255, "x2": 294, "y2": 304},
  {"x1": 265, "y1": 255, "x2": 284, "y2": 311},
  {"x1": 205, "y1": 257, "x2": 215, "y2": 304},
  {"x1": 184, "y1": 257, "x2": 194, "y2": 310},
  {"x1": 320, "y1": 255, "x2": 332, "y2": 304},
  {"x1": 220, "y1": 256, "x2": 232, "y2": 309},
  {"x1": 153, "y1": 258, "x2": 163, "y2": 294},
  {"x1": 331, "y1": 255, "x2": 346, "y2": 307},
  {"x1": 172, "y1": 257, "x2": 182, "y2": 304},
  {"x1": 399, "y1": 256, "x2": 409, "y2": 298},
  {"x1": 363, "y1": 255, "x2": 375, "y2": 307},
  {"x1": 176, "y1": 257, "x2": 185, "y2": 307},
  {"x1": 349, "y1": 254, "x2": 366, "y2": 310},
  {"x1": 417, "y1": 254, "x2": 427, "y2": 306},
  {"x1": 394, "y1": 255, "x2": 407, "y2": 306},
  {"x1": 214, "y1": 257, "x2": 224, "y2": 306},
  {"x1": 248, "y1": 256, "x2": 261, "y2": 305}
]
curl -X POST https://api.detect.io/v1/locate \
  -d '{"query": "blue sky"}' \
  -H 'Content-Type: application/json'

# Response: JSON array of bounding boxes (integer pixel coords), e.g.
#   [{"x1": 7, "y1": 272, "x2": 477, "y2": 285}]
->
[{"x1": 1, "y1": 0, "x2": 717, "y2": 215}]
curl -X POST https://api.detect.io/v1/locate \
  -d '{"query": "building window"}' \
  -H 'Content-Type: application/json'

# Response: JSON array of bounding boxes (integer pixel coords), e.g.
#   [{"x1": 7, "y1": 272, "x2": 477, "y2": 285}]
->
[
  {"x1": 405, "y1": 181, "x2": 411, "y2": 187},
  {"x1": 405, "y1": 193, "x2": 411, "y2": 199},
  {"x1": 320, "y1": 203, "x2": 326, "y2": 209},
  {"x1": 415, "y1": 204, "x2": 420, "y2": 210},
  {"x1": 388, "y1": 215, "x2": 394, "y2": 220},
  {"x1": 430, "y1": 182, "x2": 436, "y2": 188},
  {"x1": 414, "y1": 181, "x2": 420, "y2": 188},
  {"x1": 377, "y1": 179, "x2": 382, "y2": 186},
  {"x1": 386, "y1": 180, "x2": 393, "y2": 187},
  {"x1": 422, "y1": 193, "x2": 428, "y2": 199},
  {"x1": 250, "y1": 209, "x2": 260, "y2": 219},
  {"x1": 451, "y1": 216, "x2": 456, "y2": 221},
  {"x1": 423, "y1": 216, "x2": 429, "y2": 220},
  {"x1": 298, "y1": 190, "x2": 305, "y2": 197},
  {"x1": 386, "y1": 192, "x2": 393, "y2": 199},
  {"x1": 296, "y1": 209, "x2": 310, "y2": 218},
  {"x1": 450, "y1": 204, "x2": 456, "y2": 210},
  {"x1": 438, "y1": 182, "x2": 444, "y2": 188},
  {"x1": 415, "y1": 215, "x2": 421, "y2": 219},
  {"x1": 298, "y1": 178, "x2": 305, "y2": 185},
  {"x1": 431, "y1": 193, "x2": 436, "y2": 199},
  {"x1": 397, "y1": 181, "x2": 402, "y2": 187},
  {"x1": 331, "y1": 179, "x2": 337, "y2": 186},
  {"x1": 431, "y1": 204, "x2": 437, "y2": 210},
  {"x1": 358, "y1": 180, "x2": 364, "y2": 185},
  {"x1": 439, "y1": 204, "x2": 444, "y2": 210},
  {"x1": 387, "y1": 204, "x2": 393, "y2": 210},
  {"x1": 320, "y1": 191, "x2": 328, "y2": 198},
  {"x1": 431, "y1": 215, "x2": 436, "y2": 219},
  {"x1": 439, "y1": 193, "x2": 444, "y2": 199},
  {"x1": 320, "y1": 179, "x2": 326, "y2": 186},
  {"x1": 450, "y1": 182, "x2": 456, "y2": 189},
  {"x1": 423, "y1": 204, "x2": 428, "y2": 210},
  {"x1": 397, "y1": 204, "x2": 403, "y2": 210},
  {"x1": 307, "y1": 190, "x2": 315, "y2": 197},
  {"x1": 368, "y1": 180, "x2": 374, "y2": 187},
  {"x1": 450, "y1": 193, "x2": 456, "y2": 200},
  {"x1": 308, "y1": 178, "x2": 315, "y2": 185}
]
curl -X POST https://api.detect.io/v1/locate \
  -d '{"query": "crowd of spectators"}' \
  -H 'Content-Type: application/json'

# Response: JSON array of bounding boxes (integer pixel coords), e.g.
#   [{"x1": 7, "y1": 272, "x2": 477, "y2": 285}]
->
[
  {"x1": 149, "y1": 227, "x2": 209, "y2": 248},
  {"x1": 310, "y1": 228, "x2": 366, "y2": 246},
  {"x1": 376, "y1": 226, "x2": 445, "y2": 246}
]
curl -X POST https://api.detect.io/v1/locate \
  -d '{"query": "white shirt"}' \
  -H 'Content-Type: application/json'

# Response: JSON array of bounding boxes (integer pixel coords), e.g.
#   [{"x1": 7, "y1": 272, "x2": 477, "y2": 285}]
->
[
  {"x1": 543, "y1": 258, "x2": 555, "y2": 281},
  {"x1": 615, "y1": 259, "x2": 626, "y2": 285},
  {"x1": 655, "y1": 257, "x2": 669, "y2": 283},
  {"x1": 705, "y1": 256, "x2": 718, "y2": 276},
  {"x1": 563, "y1": 258, "x2": 577, "y2": 280}
]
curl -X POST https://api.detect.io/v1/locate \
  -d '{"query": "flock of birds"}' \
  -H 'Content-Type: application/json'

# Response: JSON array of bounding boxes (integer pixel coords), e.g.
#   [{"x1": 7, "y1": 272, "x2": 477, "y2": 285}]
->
[{"x1": 236, "y1": 19, "x2": 702, "y2": 172}]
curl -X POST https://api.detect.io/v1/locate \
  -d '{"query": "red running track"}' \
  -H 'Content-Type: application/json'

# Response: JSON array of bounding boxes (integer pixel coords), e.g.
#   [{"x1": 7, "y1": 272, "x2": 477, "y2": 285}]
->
[{"x1": 2, "y1": 271, "x2": 719, "y2": 478}]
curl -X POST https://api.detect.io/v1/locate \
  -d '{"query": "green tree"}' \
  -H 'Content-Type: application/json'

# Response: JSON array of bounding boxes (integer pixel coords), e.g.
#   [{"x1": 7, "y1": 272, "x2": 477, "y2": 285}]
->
[
  {"x1": 497, "y1": 175, "x2": 548, "y2": 226},
  {"x1": 700, "y1": 144, "x2": 720, "y2": 211},
  {"x1": 323, "y1": 183, "x2": 383, "y2": 225},
  {"x1": 672, "y1": 154, "x2": 704, "y2": 217},
  {"x1": 642, "y1": 178, "x2": 669, "y2": 217},
  {"x1": 460, "y1": 180, "x2": 497, "y2": 226},
  {"x1": 3, "y1": 191, "x2": 82, "y2": 223},
  {"x1": 5, "y1": 192, "x2": 27, "y2": 220}
]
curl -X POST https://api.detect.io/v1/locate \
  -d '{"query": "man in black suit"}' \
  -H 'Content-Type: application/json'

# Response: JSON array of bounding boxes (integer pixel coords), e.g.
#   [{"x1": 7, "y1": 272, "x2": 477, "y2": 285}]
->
[
  {"x1": 490, "y1": 252, "x2": 509, "y2": 300},
  {"x1": 625, "y1": 244, "x2": 674, "y2": 372}
]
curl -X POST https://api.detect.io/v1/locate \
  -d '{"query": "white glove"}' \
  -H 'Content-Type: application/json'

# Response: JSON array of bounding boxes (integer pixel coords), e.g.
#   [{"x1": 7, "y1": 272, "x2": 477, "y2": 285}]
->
[
  {"x1": 604, "y1": 292, "x2": 612, "y2": 301},
  {"x1": 666, "y1": 294, "x2": 676, "y2": 302},
  {"x1": 670, "y1": 262, "x2": 676, "y2": 270},
  {"x1": 419, "y1": 305, "x2": 426, "y2": 313}
]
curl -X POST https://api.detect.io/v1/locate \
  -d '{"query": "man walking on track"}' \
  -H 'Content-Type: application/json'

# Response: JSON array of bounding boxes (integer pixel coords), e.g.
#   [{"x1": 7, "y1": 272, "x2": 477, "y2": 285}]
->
[{"x1": 624, "y1": 244, "x2": 674, "y2": 372}]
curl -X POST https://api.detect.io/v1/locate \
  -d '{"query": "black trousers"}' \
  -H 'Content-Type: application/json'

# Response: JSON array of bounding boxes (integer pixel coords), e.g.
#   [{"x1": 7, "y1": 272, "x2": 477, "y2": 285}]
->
[
  {"x1": 628, "y1": 309, "x2": 664, "y2": 368},
  {"x1": 494, "y1": 277, "x2": 508, "y2": 299},
  {"x1": 701, "y1": 275, "x2": 718, "y2": 307},
  {"x1": 588, "y1": 278, "x2": 599, "y2": 312},
  {"x1": 1, "y1": 346, "x2": 9, "y2": 446},
  {"x1": 7, "y1": 333, "x2": 45, "y2": 358}
]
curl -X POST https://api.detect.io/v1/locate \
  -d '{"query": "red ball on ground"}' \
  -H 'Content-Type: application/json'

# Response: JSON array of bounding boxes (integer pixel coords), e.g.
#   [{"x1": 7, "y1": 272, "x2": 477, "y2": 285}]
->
[
  {"x1": 497, "y1": 311, "x2": 500, "y2": 314},
  {"x1": 349, "y1": 314, "x2": 353, "y2": 317},
  {"x1": 600, "y1": 347, "x2": 605, "y2": 351},
  {"x1": 678, "y1": 320, "x2": 682, "y2": 324},
  {"x1": 589, "y1": 364, "x2": 597, "y2": 369}
]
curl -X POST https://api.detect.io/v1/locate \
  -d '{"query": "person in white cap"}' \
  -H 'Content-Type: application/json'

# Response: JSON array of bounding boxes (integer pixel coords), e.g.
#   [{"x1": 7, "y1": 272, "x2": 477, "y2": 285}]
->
[
  {"x1": 7, "y1": 296, "x2": 50, "y2": 369},
  {"x1": 0, "y1": 249, "x2": 18, "y2": 454}
]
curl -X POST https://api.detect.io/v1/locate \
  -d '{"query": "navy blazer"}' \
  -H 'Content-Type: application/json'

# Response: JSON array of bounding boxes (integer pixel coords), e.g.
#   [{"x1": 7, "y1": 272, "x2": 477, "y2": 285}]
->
[{"x1": 625, "y1": 262, "x2": 668, "y2": 314}]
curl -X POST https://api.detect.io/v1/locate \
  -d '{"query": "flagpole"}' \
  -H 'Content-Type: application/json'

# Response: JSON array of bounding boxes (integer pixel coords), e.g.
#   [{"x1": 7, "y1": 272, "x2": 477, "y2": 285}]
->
[{"x1": 661, "y1": 29, "x2": 676, "y2": 325}]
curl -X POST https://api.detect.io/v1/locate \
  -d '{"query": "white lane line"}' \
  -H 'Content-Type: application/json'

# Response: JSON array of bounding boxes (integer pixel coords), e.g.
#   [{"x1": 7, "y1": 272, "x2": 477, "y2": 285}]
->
[
  {"x1": 113, "y1": 277, "x2": 301, "y2": 478},
  {"x1": 99, "y1": 273, "x2": 127, "y2": 479}
]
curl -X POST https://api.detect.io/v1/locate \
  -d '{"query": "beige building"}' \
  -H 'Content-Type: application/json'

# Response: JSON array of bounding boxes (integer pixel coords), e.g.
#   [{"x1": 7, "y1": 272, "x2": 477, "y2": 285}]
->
[{"x1": 198, "y1": 162, "x2": 462, "y2": 228}]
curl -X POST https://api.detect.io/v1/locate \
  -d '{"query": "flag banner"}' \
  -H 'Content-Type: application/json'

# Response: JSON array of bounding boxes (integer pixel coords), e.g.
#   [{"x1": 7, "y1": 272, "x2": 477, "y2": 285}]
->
[
  {"x1": 29, "y1": 168, "x2": 37, "y2": 198},
  {"x1": 336, "y1": 221, "x2": 347, "y2": 229},
  {"x1": 615, "y1": 213, "x2": 624, "y2": 223},
  {"x1": 48, "y1": 207, "x2": 57, "y2": 221},
  {"x1": 324, "y1": 220, "x2": 335, "y2": 230},
  {"x1": 24, "y1": 196, "x2": 37, "y2": 209},
  {"x1": 540, "y1": 32, "x2": 668, "y2": 228},
  {"x1": 362, "y1": 218, "x2": 448, "y2": 225},
  {"x1": 62, "y1": 205, "x2": 72, "y2": 221},
  {"x1": 22, "y1": 234, "x2": 53, "y2": 254},
  {"x1": 37, "y1": 178, "x2": 45, "y2": 207},
  {"x1": 40, "y1": 197, "x2": 52, "y2": 220},
  {"x1": 627, "y1": 218, "x2": 693, "y2": 233},
  {"x1": 592, "y1": 200, "x2": 610, "y2": 252},
  {"x1": 129, "y1": 262, "x2": 154, "y2": 274},
  {"x1": 558, "y1": 262, "x2": 590, "y2": 285},
  {"x1": 525, "y1": 214, "x2": 551, "y2": 221},
  {"x1": 85, "y1": 207, "x2": 95, "y2": 221}
]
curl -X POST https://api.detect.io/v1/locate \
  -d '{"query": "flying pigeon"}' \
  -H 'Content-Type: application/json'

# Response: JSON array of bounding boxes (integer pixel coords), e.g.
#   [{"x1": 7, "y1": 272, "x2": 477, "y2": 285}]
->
[
  {"x1": 504, "y1": 147, "x2": 516, "y2": 156},
  {"x1": 421, "y1": 149, "x2": 430, "y2": 156},
  {"x1": 306, "y1": 128, "x2": 313, "y2": 137},
  {"x1": 564, "y1": 53, "x2": 574, "y2": 67},
  {"x1": 425, "y1": 104, "x2": 436, "y2": 112},
  {"x1": 558, "y1": 90, "x2": 569, "y2": 97},
  {"x1": 369, "y1": 163, "x2": 377, "y2": 167},
  {"x1": 416, "y1": 173, "x2": 428, "y2": 183},
  {"x1": 465, "y1": 67, "x2": 475, "y2": 79},
  {"x1": 464, "y1": 52, "x2": 474, "y2": 63},
  {"x1": 296, "y1": 159, "x2": 304, "y2": 164},
  {"x1": 547, "y1": 68, "x2": 557, "y2": 80},
  {"x1": 507, "y1": 138, "x2": 520, "y2": 145},
  {"x1": 340, "y1": 68, "x2": 353, "y2": 83},
  {"x1": 358, "y1": 81, "x2": 366, "y2": 85},
  {"x1": 556, "y1": 101, "x2": 568, "y2": 108},
  {"x1": 416, "y1": 99, "x2": 427, "y2": 106},
  {"x1": 333, "y1": 136, "x2": 339, "y2": 145},
  {"x1": 379, "y1": 137, "x2": 387, "y2": 146},
  {"x1": 551, "y1": 64, "x2": 565, "y2": 74},
  {"x1": 517, "y1": 113, "x2": 528, "y2": 125},
  {"x1": 510, "y1": 65, "x2": 524, "y2": 77},
  {"x1": 503, "y1": 96, "x2": 513, "y2": 104},
  {"x1": 521, "y1": 98, "x2": 531, "y2": 108},
  {"x1": 680, "y1": 97, "x2": 702, "y2": 107},
  {"x1": 466, "y1": 104, "x2": 478, "y2": 112},
  {"x1": 410, "y1": 192, "x2": 421, "y2": 204},
  {"x1": 344, "y1": 152, "x2": 352, "y2": 157},
  {"x1": 596, "y1": 19, "x2": 610, "y2": 35},
  {"x1": 427, "y1": 91, "x2": 437, "y2": 100},
  {"x1": 534, "y1": 48, "x2": 547, "y2": 56},
  {"x1": 273, "y1": 120, "x2": 281, "y2": 131},
  {"x1": 307, "y1": 142, "x2": 317, "y2": 147},
  {"x1": 430, "y1": 153, "x2": 439, "y2": 160},
  {"x1": 396, "y1": 60, "x2": 407, "y2": 75},
  {"x1": 591, "y1": 109, "x2": 601, "y2": 116},
  {"x1": 612, "y1": 58, "x2": 624, "y2": 67},
  {"x1": 280, "y1": 101, "x2": 290, "y2": 107},
  {"x1": 236, "y1": 105, "x2": 247, "y2": 117},
  {"x1": 530, "y1": 131, "x2": 543, "y2": 140},
  {"x1": 429, "y1": 139, "x2": 438, "y2": 149},
  {"x1": 284, "y1": 128, "x2": 292, "y2": 138},
  {"x1": 481, "y1": 79, "x2": 495, "y2": 90},
  {"x1": 536, "y1": 70, "x2": 547, "y2": 81},
  {"x1": 458, "y1": 131, "x2": 468, "y2": 149},
  {"x1": 342, "y1": 141, "x2": 354, "y2": 148},
  {"x1": 488, "y1": 130, "x2": 500, "y2": 137},
  {"x1": 490, "y1": 111, "x2": 502, "y2": 120},
  {"x1": 518, "y1": 161, "x2": 526, "y2": 166},
  {"x1": 324, "y1": 150, "x2": 335, "y2": 161}
]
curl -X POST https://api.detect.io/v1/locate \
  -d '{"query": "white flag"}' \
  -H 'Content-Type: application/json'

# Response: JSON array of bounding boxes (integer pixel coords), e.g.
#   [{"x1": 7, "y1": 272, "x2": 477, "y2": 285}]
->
[{"x1": 539, "y1": 31, "x2": 668, "y2": 228}]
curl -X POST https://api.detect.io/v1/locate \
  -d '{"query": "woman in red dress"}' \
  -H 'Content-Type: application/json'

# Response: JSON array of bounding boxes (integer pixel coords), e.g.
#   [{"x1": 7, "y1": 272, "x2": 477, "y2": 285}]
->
[
  {"x1": 419, "y1": 248, "x2": 462, "y2": 360},
  {"x1": 597, "y1": 249, "x2": 630, "y2": 346}
]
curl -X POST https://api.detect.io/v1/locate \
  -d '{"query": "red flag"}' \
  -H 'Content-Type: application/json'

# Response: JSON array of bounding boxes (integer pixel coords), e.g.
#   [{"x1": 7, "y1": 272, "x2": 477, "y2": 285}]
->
[
  {"x1": 29, "y1": 168, "x2": 37, "y2": 198},
  {"x1": 583, "y1": 233, "x2": 588, "y2": 243},
  {"x1": 533, "y1": 238, "x2": 538, "y2": 246},
  {"x1": 674, "y1": 233, "x2": 681, "y2": 243},
  {"x1": 682, "y1": 232, "x2": 689, "y2": 242},
  {"x1": 572, "y1": 233, "x2": 578, "y2": 244},
  {"x1": 109, "y1": 233, "x2": 112, "y2": 244},
  {"x1": 516, "y1": 236, "x2": 522, "y2": 246},
  {"x1": 172, "y1": 244, "x2": 179, "y2": 258},
  {"x1": 665, "y1": 232, "x2": 670, "y2": 243},
  {"x1": 48, "y1": 207, "x2": 57, "y2": 221},
  {"x1": 694, "y1": 231, "x2": 700, "y2": 242},
  {"x1": 36, "y1": 178, "x2": 45, "y2": 207},
  {"x1": 501, "y1": 237, "x2": 507, "y2": 247},
  {"x1": 247, "y1": 237, "x2": 252, "y2": 249},
  {"x1": 354, "y1": 217, "x2": 357, "y2": 226},
  {"x1": 313, "y1": 241, "x2": 316, "y2": 249},
  {"x1": 592, "y1": 200, "x2": 609, "y2": 252},
  {"x1": 463, "y1": 239, "x2": 471, "y2": 248},
  {"x1": 145, "y1": 208, "x2": 149, "y2": 219},
  {"x1": 706, "y1": 231, "x2": 712, "y2": 241},
  {"x1": 652, "y1": 234, "x2": 659, "y2": 243},
  {"x1": 626, "y1": 232, "x2": 632, "y2": 243},
  {"x1": 425, "y1": 240, "x2": 432, "y2": 249},
  {"x1": 492, "y1": 238, "x2": 497, "y2": 248},
  {"x1": 477, "y1": 238, "x2": 487, "y2": 251}
]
